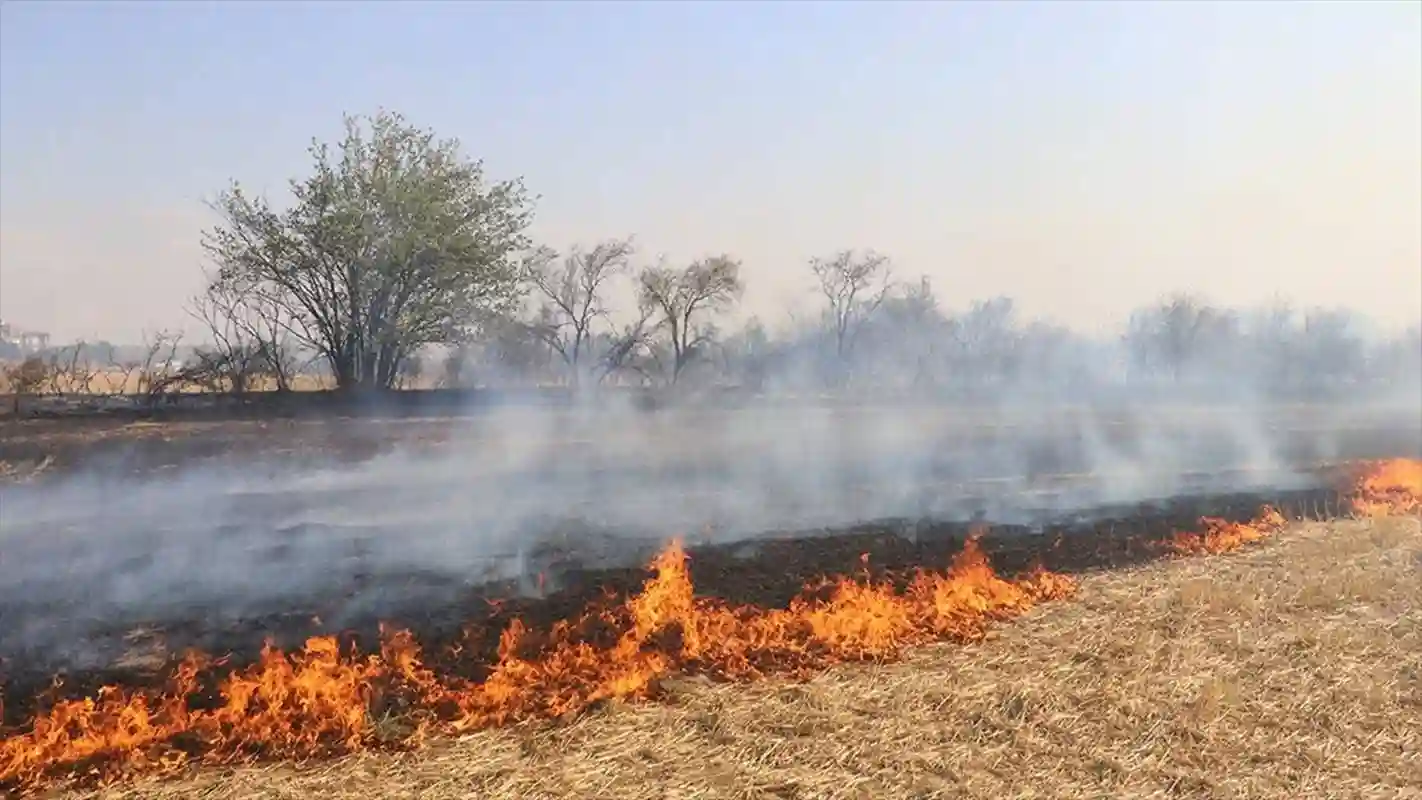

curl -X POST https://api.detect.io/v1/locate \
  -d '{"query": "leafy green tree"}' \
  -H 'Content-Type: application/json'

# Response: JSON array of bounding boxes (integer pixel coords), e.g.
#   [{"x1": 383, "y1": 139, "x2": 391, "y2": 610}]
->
[{"x1": 202, "y1": 110, "x2": 535, "y2": 390}]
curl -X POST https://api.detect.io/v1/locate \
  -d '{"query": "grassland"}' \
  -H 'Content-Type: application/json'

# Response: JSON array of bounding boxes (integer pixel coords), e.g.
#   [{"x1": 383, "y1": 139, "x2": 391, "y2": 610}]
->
[
  {"x1": 0, "y1": 369, "x2": 339, "y2": 397},
  {"x1": 54, "y1": 515, "x2": 1421, "y2": 800}
]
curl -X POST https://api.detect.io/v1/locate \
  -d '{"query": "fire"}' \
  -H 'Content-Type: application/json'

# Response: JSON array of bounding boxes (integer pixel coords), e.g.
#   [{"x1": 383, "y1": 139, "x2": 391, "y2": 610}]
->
[
  {"x1": 1, "y1": 536, "x2": 1074, "y2": 794},
  {"x1": 1167, "y1": 506, "x2": 1288, "y2": 555},
  {"x1": 3, "y1": 457, "x2": 1419, "y2": 795},
  {"x1": 1349, "y1": 458, "x2": 1422, "y2": 517}
]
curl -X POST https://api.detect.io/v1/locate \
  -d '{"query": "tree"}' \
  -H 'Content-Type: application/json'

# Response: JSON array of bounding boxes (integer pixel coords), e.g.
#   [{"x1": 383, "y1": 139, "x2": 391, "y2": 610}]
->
[
  {"x1": 637, "y1": 255, "x2": 744, "y2": 384},
  {"x1": 1294, "y1": 307, "x2": 1365, "y2": 392},
  {"x1": 949, "y1": 296, "x2": 1022, "y2": 391},
  {"x1": 856, "y1": 275, "x2": 944, "y2": 391},
  {"x1": 1243, "y1": 298, "x2": 1298, "y2": 395},
  {"x1": 1124, "y1": 294, "x2": 1235, "y2": 384},
  {"x1": 187, "y1": 276, "x2": 299, "y2": 394},
  {"x1": 592, "y1": 304, "x2": 658, "y2": 386},
  {"x1": 202, "y1": 109, "x2": 535, "y2": 391},
  {"x1": 716, "y1": 315, "x2": 773, "y2": 390},
  {"x1": 41, "y1": 343, "x2": 99, "y2": 396},
  {"x1": 809, "y1": 249, "x2": 894, "y2": 364},
  {"x1": 1373, "y1": 324, "x2": 1422, "y2": 397},
  {"x1": 457, "y1": 317, "x2": 555, "y2": 387},
  {"x1": 523, "y1": 238, "x2": 635, "y2": 388},
  {"x1": 128, "y1": 331, "x2": 186, "y2": 403}
]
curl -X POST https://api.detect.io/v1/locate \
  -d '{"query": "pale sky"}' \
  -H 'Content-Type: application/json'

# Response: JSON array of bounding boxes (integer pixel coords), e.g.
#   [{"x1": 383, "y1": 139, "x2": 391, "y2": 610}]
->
[{"x1": 1, "y1": 0, "x2": 1419, "y2": 343}]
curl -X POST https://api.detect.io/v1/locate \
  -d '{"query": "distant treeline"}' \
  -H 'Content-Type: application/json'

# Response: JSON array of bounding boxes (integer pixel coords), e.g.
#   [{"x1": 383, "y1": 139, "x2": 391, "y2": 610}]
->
[{"x1": 8, "y1": 109, "x2": 1418, "y2": 407}]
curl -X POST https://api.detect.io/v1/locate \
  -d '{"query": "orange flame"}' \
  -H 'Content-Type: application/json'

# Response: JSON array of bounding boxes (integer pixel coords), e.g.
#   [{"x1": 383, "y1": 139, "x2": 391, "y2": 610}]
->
[
  {"x1": 0, "y1": 536, "x2": 1075, "y2": 793},
  {"x1": 1348, "y1": 458, "x2": 1422, "y2": 517},
  {"x1": 1167, "y1": 506, "x2": 1288, "y2": 555}
]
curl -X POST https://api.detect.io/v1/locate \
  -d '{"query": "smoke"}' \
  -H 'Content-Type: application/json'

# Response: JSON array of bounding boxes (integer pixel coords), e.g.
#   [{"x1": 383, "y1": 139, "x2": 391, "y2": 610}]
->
[{"x1": 1, "y1": 301, "x2": 1420, "y2": 675}]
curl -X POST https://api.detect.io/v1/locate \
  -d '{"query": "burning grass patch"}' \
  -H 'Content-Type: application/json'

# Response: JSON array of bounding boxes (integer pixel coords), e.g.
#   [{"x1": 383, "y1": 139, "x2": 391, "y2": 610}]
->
[
  {"x1": 75, "y1": 515, "x2": 1422, "y2": 800},
  {"x1": 3, "y1": 537, "x2": 1080, "y2": 795},
  {"x1": 3, "y1": 459, "x2": 1419, "y2": 797}
]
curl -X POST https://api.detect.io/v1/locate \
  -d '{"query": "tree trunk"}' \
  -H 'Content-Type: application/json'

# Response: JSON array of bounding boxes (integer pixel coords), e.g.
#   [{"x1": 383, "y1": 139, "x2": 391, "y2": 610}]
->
[{"x1": 375, "y1": 342, "x2": 403, "y2": 390}]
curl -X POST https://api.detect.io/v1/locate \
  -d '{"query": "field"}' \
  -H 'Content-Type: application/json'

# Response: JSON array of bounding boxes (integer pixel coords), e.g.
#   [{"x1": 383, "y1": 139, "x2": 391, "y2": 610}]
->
[
  {"x1": 1, "y1": 403, "x2": 1420, "y2": 798},
  {"x1": 80, "y1": 515, "x2": 1422, "y2": 800},
  {"x1": 2, "y1": 400, "x2": 1418, "y2": 481},
  {"x1": 0, "y1": 369, "x2": 340, "y2": 399}
]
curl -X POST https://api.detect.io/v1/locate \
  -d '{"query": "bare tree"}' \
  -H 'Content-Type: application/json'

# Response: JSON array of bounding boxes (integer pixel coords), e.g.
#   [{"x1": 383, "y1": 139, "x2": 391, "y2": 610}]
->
[
  {"x1": 42, "y1": 344, "x2": 99, "y2": 396},
  {"x1": 950, "y1": 296, "x2": 1022, "y2": 392},
  {"x1": 1371, "y1": 324, "x2": 1422, "y2": 397},
  {"x1": 864, "y1": 275, "x2": 944, "y2": 391},
  {"x1": 188, "y1": 272, "x2": 309, "y2": 394},
  {"x1": 189, "y1": 283, "x2": 269, "y2": 394},
  {"x1": 202, "y1": 109, "x2": 534, "y2": 391},
  {"x1": 594, "y1": 304, "x2": 658, "y2": 386},
  {"x1": 131, "y1": 331, "x2": 185, "y2": 404},
  {"x1": 810, "y1": 249, "x2": 894, "y2": 364},
  {"x1": 523, "y1": 238, "x2": 635, "y2": 388},
  {"x1": 439, "y1": 344, "x2": 469, "y2": 389},
  {"x1": 716, "y1": 315, "x2": 773, "y2": 390},
  {"x1": 1124, "y1": 294, "x2": 1236, "y2": 384},
  {"x1": 637, "y1": 255, "x2": 744, "y2": 385},
  {"x1": 464, "y1": 315, "x2": 557, "y2": 386},
  {"x1": 1243, "y1": 297, "x2": 1298, "y2": 395},
  {"x1": 1295, "y1": 307, "x2": 1365, "y2": 393}
]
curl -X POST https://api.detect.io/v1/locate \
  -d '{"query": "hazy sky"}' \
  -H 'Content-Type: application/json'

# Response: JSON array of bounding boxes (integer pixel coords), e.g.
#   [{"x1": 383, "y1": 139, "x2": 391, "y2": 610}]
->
[{"x1": 1, "y1": 0, "x2": 1419, "y2": 343}]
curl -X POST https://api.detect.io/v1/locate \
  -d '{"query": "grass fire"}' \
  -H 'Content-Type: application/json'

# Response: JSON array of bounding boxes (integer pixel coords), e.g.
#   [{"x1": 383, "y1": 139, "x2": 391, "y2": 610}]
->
[
  {"x1": 1, "y1": 458, "x2": 1417, "y2": 796},
  {"x1": 3, "y1": 9, "x2": 1419, "y2": 795}
]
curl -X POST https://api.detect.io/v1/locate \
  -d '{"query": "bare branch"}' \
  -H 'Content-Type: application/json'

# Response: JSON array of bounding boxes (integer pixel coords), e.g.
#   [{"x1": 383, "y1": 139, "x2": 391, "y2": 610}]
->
[
  {"x1": 809, "y1": 249, "x2": 894, "y2": 366},
  {"x1": 523, "y1": 238, "x2": 634, "y2": 387},
  {"x1": 636, "y1": 255, "x2": 743, "y2": 385}
]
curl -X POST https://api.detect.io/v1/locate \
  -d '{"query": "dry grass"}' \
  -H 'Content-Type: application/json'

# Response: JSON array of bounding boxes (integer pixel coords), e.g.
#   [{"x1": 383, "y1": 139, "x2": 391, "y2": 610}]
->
[
  {"x1": 60, "y1": 516, "x2": 1422, "y2": 800},
  {"x1": 59, "y1": 371, "x2": 335, "y2": 395},
  {"x1": 0, "y1": 365, "x2": 339, "y2": 395}
]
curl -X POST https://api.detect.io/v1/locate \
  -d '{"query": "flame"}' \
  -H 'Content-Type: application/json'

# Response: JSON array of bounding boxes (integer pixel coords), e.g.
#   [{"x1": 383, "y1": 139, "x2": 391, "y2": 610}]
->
[
  {"x1": 0, "y1": 536, "x2": 1074, "y2": 793},
  {"x1": 1348, "y1": 458, "x2": 1422, "y2": 517},
  {"x1": 1162, "y1": 457, "x2": 1422, "y2": 556},
  {"x1": 1167, "y1": 506, "x2": 1288, "y2": 555},
  {"x1": 3, "y1": 458, "x2": 1419, "y2": 794}
]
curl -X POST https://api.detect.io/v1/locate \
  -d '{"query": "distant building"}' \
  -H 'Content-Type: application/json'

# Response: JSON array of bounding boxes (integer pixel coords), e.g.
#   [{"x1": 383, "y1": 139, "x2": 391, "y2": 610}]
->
[
  {"x1": 19, "y1": 331, "x2": 50, "y2": 352},
  {"x1": 0, "y1": 318, "x2": 51, "y2": 355}
]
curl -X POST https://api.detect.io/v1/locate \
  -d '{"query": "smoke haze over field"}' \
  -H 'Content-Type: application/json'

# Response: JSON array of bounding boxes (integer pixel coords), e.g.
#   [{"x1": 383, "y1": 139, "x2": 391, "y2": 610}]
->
[
  {"x1": 2, "y1": 378, "x2": 1420, "y2": 672},
  {"x1": 1, "y1": 1, "x2": 1420, "y2": 681}
]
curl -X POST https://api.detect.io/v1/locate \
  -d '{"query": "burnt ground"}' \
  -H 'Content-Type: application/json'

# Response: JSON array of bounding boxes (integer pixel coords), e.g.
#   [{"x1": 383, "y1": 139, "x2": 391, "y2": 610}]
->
[
  {"x1": 0, "y1": 482, "x2": 1357, "y2": 730},
  {"x1": 90, "y1": 515, "x2": 1421, "y2": 800},
  {"x1": 0, "y1": 404, "x2": 1417, "y2": 731}
]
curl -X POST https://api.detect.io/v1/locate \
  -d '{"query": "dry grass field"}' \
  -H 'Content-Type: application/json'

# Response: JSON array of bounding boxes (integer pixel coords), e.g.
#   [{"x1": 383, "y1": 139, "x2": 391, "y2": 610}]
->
[
  {"x1": 0, "y1": 362, "x2": 450, "y2": 397},
  {"x1": 0, "y1": 368, "x2": 337, "y2": 397},
  {"x1": 56, "y1": 514, "x2": 1421, "y2": 800}
]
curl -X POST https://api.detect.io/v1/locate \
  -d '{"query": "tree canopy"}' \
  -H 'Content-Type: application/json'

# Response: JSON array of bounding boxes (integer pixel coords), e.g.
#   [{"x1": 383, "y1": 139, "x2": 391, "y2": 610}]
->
[
  {"x1": 202, "y1": 110, "x2": 534, "y2": 390},
  {"x1": 181, "y1": 109, "x2": 1417, "y2": 403}
]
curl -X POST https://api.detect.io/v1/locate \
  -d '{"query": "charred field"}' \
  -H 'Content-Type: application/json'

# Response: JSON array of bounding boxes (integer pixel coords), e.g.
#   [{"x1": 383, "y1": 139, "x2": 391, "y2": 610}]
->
[
  {"x1": 1, "y1": 402, "x2": 1420, "y2": 795},
  {"x1": 0, "y1": 484, "x2": 1356, "y2": 721}
]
